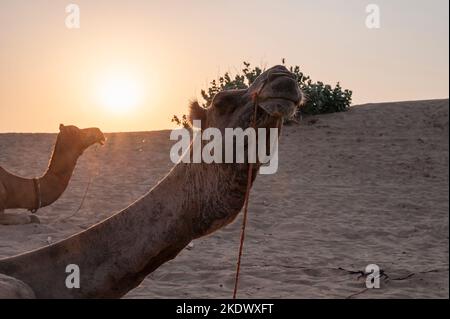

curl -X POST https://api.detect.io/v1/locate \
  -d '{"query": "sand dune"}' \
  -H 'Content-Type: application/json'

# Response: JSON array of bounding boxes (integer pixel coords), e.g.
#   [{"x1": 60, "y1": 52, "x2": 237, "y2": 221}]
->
[{"x1": 0, "y1": 99, "x2": 448, "y2": 298}]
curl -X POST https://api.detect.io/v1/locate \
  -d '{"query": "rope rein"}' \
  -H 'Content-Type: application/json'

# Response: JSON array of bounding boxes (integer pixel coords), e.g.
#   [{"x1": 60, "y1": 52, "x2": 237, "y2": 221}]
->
[
  {"x1": 233, "y1": 78, "x2": 276, "y2": 299},
  {"x1": 30, "y1": 146, "x2": 100, "y2": 221},
  {"x1": 53, "y1": 145, "x2": 99, "y2": 223},
  {"x1": 232, "y1": 93, "x2": 259, "y2": 299}
]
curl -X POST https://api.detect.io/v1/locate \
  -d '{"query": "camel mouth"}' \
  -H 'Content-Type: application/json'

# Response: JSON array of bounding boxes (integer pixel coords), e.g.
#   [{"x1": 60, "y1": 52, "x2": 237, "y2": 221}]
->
[
  {"x1": 254, "y1": 69, "x2": 302, "y2": 119},
  {"x1": 98, "y1": 136, "x2": 106, "y2": 145},
  {"x1": 94, "y1": 132, "x2": 106, "y2": 146},
  {"x1": 258, "y1": 97, "x2": 298, "y2": 119}
]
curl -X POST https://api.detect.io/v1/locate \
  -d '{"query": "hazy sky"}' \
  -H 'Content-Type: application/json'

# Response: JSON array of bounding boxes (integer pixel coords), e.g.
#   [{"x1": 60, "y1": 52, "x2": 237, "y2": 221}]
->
[{"x1": 0, "y1": 0, "x2": 448, "y2": 132}]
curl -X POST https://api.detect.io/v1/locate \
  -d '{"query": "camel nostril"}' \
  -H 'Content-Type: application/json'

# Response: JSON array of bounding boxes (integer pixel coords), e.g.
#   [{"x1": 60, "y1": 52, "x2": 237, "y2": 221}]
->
[
  {"x1": 268, "y1": 72, "x2": 284, "y2": 81},
  {"x1": 268, "y1": 71, "x2": 296, "y2": 82}
]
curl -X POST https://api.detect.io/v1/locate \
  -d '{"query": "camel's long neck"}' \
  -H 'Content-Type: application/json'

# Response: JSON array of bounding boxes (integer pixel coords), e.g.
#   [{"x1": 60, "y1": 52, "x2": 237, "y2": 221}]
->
[
  {"x1": 2, "y1": 140, "x2": 83, "y2": 210},
  {"x1": 39, "y1": 143, "x2": 82, "y2": 207},
  {"x1": 0, "y1": 162, "x2": 251, "y2": 298}
]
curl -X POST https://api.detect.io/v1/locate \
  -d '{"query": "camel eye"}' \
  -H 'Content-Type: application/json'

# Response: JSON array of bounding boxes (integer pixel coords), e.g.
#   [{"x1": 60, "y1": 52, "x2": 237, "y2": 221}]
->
[
  {"x1": 212, "y1": 93, "x2": 224, "y2": 106},
  {"x1": 213, "y1": 93, "x2": 238, "y2": 113}
]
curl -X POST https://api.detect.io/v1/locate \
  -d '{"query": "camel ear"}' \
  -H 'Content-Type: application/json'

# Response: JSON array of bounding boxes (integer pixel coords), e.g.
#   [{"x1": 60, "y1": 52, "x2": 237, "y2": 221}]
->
[
  {"x1": 59, "y1": 124, "x2": 65, "y2": 131},
  {"x1": 188, "y1": 101, "x2": 207, "y2": 126}
]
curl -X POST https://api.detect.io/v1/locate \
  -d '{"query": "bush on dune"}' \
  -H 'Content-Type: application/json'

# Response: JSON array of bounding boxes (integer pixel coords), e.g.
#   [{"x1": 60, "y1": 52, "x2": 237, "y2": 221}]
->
[{"x1": 172, "y1": 61, "x2": 352, "y2": 128}]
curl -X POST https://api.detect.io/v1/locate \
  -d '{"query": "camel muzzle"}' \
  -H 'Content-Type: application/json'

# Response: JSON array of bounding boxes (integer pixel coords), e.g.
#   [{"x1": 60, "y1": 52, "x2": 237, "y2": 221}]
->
[
  {"x1": 98, "y1": 136, "x2": 106, "y2": 145},
  {"x1": 258, "y1": 97, "x2": 298, "y2": 119},
  {"x1": 254, "y1": 69, "x2": 302, "y2": 119}
]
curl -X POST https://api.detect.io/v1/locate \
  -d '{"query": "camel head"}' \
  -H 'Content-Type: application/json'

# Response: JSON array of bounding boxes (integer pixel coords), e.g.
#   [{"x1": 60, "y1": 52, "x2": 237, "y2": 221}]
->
[
  {"x1": 57, "y1": 124, "x2": 106, "y2": 154},
  {"x1": 189, "y1": 65, "x2": 303, "y2": 132}
]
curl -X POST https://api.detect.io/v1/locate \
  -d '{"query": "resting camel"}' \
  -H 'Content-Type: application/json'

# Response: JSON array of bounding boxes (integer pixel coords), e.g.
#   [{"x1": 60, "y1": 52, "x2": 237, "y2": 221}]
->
[
  {"x1": 0, "y1": 65, "x2": 302, "y2": 298},
  {"x1": 0, "y1": 124, "x2": 106, "y2": 226}
]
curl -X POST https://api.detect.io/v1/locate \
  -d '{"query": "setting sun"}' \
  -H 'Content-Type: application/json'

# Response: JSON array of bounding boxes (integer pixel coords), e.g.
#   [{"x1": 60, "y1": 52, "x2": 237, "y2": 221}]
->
[{"x1": 97, "y1": 74, "x2": 142, "y2": 114}]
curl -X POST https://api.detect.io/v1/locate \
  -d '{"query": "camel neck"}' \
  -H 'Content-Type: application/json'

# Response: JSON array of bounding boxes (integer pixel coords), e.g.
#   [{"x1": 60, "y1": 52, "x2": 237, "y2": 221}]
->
[
  {"x1": 39, "y1": 146, "x2": 81, "y2": 207},
  {"x1": 0, "y1": 162, "x2": 251, "y2": 298}
]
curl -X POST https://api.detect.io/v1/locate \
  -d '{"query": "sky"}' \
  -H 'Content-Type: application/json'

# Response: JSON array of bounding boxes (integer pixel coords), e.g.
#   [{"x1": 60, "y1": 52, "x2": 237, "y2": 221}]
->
[{"x1": 0, "y1": 0, "x2": 448, "y2": 133}]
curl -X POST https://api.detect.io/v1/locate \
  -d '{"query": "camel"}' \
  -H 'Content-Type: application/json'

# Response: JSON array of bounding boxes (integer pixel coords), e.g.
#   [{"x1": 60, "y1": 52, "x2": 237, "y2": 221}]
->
[
  {"x1": 0, "y1": 124, "x2": 106, "y2": 226},
  {"x1": 0, "y1": 65, "x2": 302, "y2": 298}
]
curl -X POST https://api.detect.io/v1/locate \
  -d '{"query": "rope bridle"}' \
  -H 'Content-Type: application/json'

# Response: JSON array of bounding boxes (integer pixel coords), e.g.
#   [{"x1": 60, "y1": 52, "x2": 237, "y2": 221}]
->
[
  {"x1": 29, "y1": 146, "x2": 100, "y2": 218},
  {"x1": 52, "y1": 145, "x2": 100, "y2": 224},
  {"x1": 232, "y1": 77, "x2": 282, "y2": 299}
]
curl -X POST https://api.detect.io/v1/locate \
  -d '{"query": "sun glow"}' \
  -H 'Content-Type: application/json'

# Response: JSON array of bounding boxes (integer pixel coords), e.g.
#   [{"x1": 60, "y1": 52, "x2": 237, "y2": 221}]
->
[{"x1": 97, "y1": 73, "x2": 143, "y2": 114}]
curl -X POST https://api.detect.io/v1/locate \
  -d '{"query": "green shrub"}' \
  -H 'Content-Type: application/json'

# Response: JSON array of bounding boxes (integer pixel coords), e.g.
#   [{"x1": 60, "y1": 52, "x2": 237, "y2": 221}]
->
[
  {"x1": 172, "y1": 61, "x2": 352, "y2": 125},
  {"x1": 171, "y1": 114, "x2": 190, "y2": 129}
]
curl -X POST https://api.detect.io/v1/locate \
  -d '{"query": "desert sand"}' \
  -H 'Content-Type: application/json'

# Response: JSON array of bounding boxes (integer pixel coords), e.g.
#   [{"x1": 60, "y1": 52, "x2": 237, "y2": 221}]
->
[{"x1": 0, "y1": 99, "x2": 448, "y2": 298}]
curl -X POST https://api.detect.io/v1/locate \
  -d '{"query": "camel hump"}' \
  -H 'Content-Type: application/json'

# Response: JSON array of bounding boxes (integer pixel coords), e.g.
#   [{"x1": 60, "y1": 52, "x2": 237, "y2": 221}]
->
[{"x1": 0, "y1": 273, "x2": 36, "y2": 299}]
